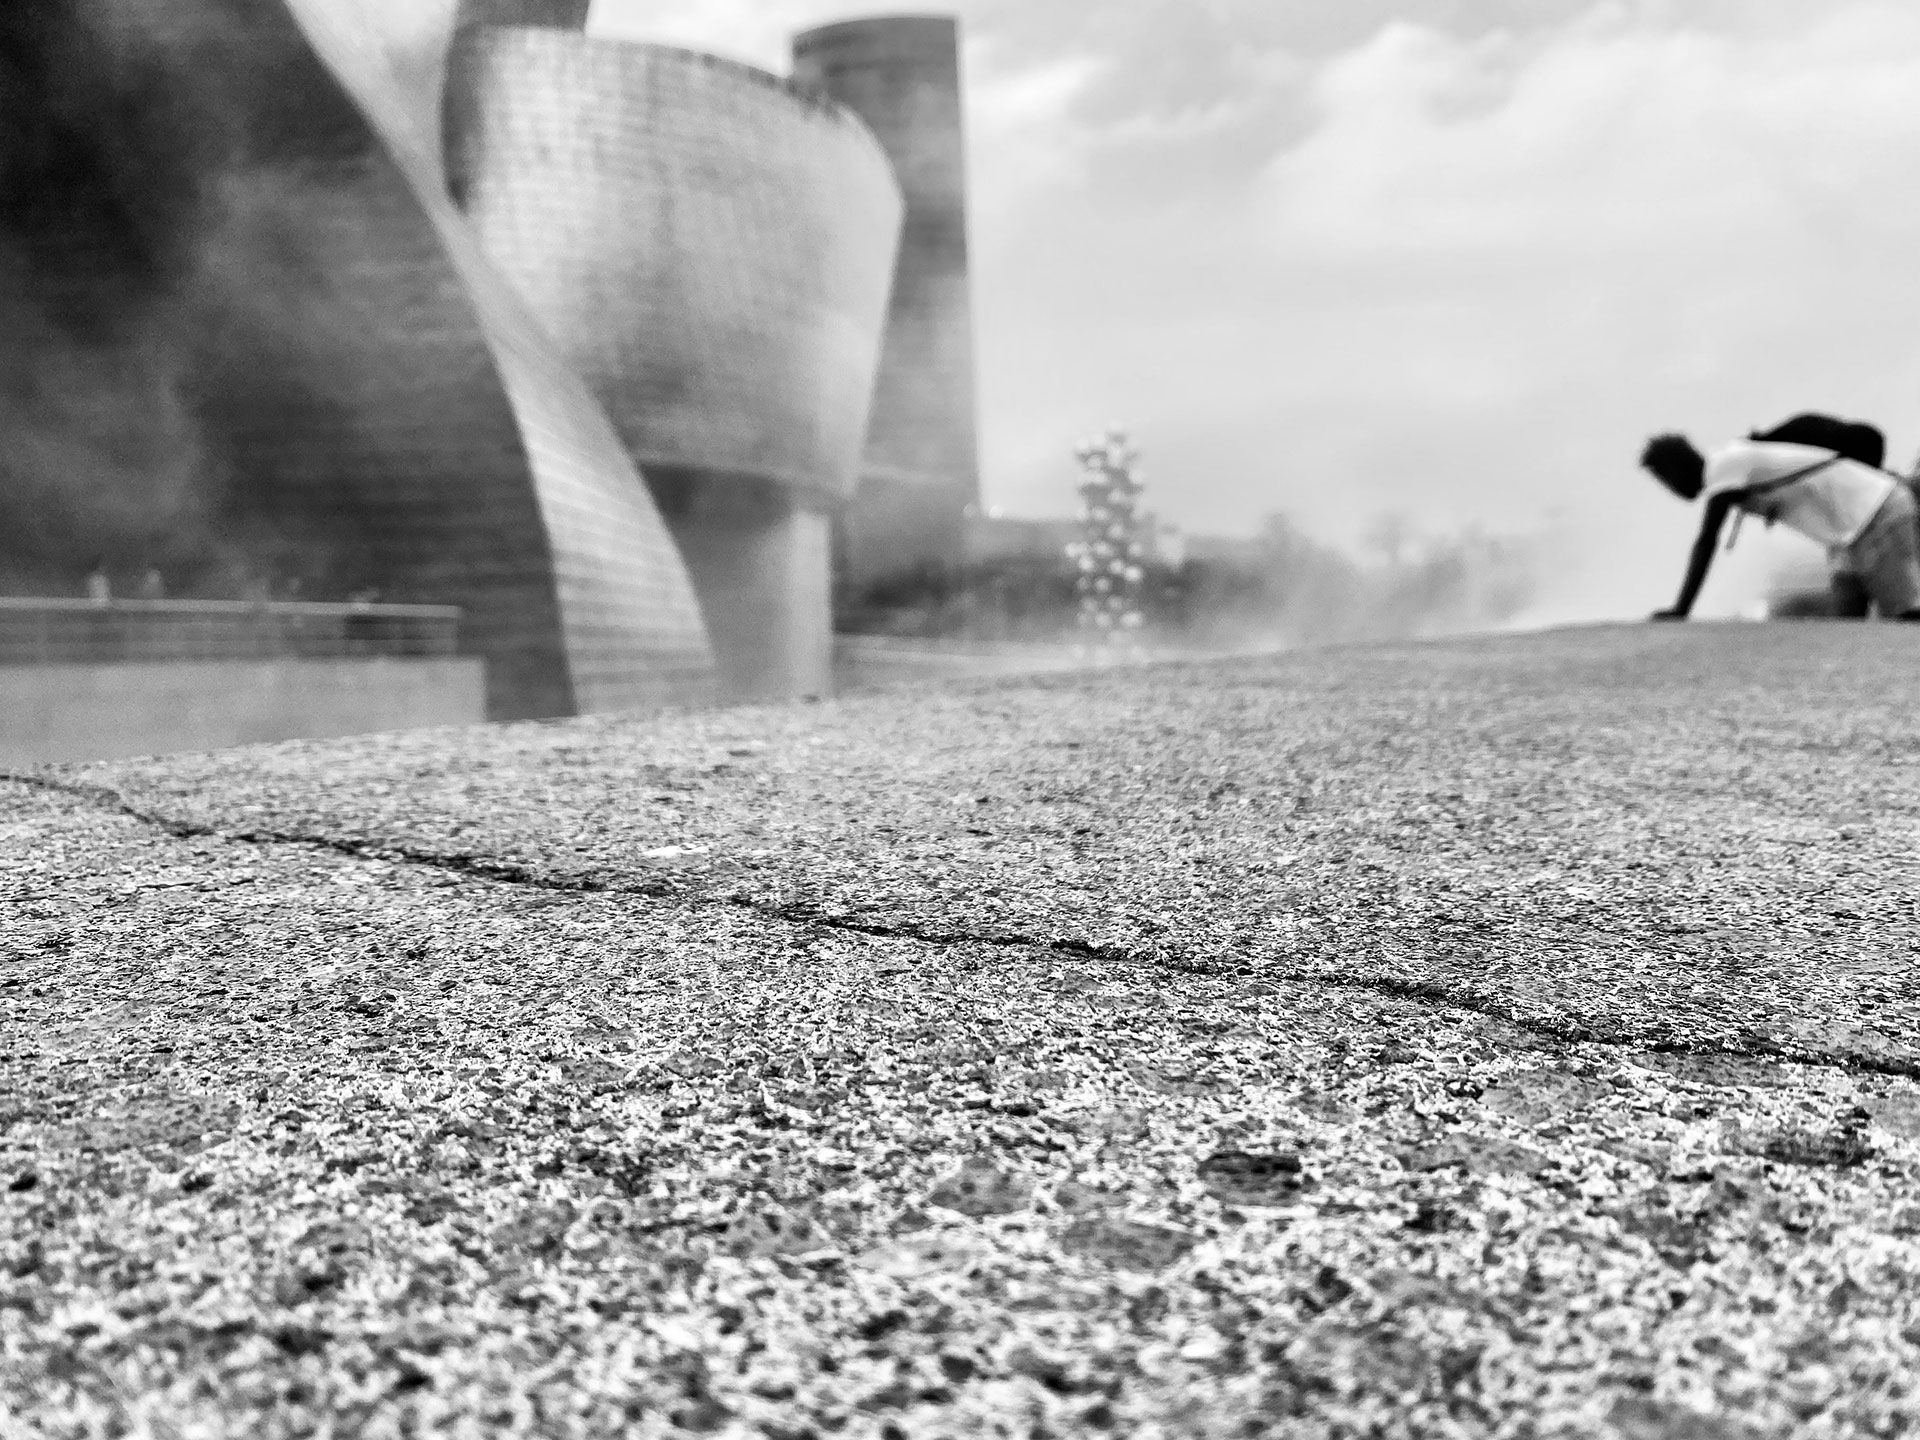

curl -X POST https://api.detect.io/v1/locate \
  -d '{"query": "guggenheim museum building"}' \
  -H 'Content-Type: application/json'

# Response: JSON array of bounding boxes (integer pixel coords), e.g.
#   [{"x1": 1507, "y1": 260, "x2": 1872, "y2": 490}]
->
[{"x1": 0, "y1": 0, "x2": 982, "y2": 720}]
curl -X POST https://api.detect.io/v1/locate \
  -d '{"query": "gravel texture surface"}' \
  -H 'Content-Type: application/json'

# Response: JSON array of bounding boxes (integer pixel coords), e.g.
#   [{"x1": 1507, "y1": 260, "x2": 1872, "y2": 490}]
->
[{"x1": 4, "y1": 622, "x2": 1920, "y2": 1438}]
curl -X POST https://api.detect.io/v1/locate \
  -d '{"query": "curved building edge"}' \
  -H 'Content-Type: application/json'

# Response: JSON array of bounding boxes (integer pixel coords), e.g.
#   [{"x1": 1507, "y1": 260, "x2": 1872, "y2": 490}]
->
[
  {"x1": 791, "y1": 14, "x2": 982, "y2": 589},
  {"x1": 284, "y1": 0, "x2": 716, "y2": 718},
  {"x1": 453, "y1": 0, "x2": 590, "y2": 33},
  {"x1": 791, "y1": 15, "x2": 968, "y2": 66},
  {"x1": 443, "y1": 27, "x2": 907, "y2": 700},
  {"x1": 444, "y1": 28, "x2": 903, "y2": 505}
]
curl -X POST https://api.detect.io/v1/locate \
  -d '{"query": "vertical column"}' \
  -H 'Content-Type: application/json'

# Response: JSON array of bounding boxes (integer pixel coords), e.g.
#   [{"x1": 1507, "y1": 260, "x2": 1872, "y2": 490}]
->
[
  {"x1": 792, "y1": 16, "x2": 981, "y2": 594},
  {"x1": 648, "y1": 470, "x2": 835, "y2": 702}
]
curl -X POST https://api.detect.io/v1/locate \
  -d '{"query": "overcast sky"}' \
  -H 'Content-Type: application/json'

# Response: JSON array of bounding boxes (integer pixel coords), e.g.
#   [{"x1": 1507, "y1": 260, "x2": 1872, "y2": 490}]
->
[{"x1": 578, "y1": 0, "x2": 1920, "y2": 618}]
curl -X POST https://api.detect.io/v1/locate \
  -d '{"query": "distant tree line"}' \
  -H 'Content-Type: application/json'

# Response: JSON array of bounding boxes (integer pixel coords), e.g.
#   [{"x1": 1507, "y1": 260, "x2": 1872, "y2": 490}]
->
[{"x1": 836, "y1": 511, "x2": 1541, "y2": 647}]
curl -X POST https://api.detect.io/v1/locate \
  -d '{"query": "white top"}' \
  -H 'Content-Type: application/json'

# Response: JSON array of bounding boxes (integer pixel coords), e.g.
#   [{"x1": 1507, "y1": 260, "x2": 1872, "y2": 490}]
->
[{"x1": 1703, "y1": 440, "x2": 1895, "y2": 549}]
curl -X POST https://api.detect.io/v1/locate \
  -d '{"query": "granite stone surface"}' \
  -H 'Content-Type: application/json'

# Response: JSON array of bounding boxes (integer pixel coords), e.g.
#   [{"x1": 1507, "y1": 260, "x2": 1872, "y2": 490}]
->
[
  {"x1": 4, "y1": 624, "x2": 1918, "y2": 1437},
  {"x1": 793, "y1": 16, "x2": 982, "y2": 587}
]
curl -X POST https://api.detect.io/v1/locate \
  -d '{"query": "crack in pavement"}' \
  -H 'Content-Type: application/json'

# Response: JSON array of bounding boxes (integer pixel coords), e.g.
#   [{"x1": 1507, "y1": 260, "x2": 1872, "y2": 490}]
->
[{"x1": 8, "y1": 770, "x2": 1919, "y2": 1083}]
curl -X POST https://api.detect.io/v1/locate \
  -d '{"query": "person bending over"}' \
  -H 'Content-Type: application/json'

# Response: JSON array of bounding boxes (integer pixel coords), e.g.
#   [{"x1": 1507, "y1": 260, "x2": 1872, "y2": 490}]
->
[{"x1": 1639, "y1": 432, "x2": 1920, "y2": 621}]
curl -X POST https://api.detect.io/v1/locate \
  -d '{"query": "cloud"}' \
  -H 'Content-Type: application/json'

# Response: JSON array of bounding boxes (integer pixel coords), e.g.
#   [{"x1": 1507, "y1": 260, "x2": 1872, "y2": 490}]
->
[
  {"x1": 963, "y1": 49, "x2": 1111, "y2": 223},
  {"x1": 1220, "y1": 3, "x2": 1920, "y2": 615},
  {"x1": 1263, "y1": 6, "x2": 1920, "y2": 269},
  {"x1": 582, "y1": 0, "x2": 1920, "y2": 622}
]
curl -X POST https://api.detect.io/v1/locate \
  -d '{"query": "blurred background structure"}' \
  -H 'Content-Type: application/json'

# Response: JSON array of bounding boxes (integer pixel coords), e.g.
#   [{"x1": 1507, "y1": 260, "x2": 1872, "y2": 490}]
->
[
  {"x1": 0, "y1": 0, "x2": 985, "y2": 754},
  {"x1": 0, "y1": 0, "x2": 1559, "y2": 760},
  {"x1": 443, "y1": 26, "x2": 902, "y2": 701},
  {"x1": 792, "y1": 17, "x2": 983, "y2": 599},
  {"x1": 1068, "y1": 431, "x2": 1149, "y2": 657},
  {"x1": 0, "y1": 0, "x2": 719, "y2": 728}
]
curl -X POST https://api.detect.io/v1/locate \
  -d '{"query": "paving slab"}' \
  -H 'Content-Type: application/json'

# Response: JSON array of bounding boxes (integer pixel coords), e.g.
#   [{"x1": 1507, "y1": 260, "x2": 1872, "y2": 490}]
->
[{"x1": 3, "y1": 622, "x2": 1919, "y2": 1438}]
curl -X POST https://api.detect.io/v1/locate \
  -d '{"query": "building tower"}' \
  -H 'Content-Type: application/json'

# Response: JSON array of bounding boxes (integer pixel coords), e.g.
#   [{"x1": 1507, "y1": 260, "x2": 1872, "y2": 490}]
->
[
  {"x1": 791, "y1": 16, "x2": 981, "y2": 596},
  {"x1": 452, "y1": 0, "x2": 590, "y2": 31}
]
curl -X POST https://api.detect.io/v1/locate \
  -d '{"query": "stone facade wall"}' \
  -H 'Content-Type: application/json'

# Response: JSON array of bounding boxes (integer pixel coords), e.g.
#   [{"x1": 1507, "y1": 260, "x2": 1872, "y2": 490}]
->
[
  {"x1": 792, "y1": 16, "x2": 982, "y2": 588},
  {"x1": 0, "y1": 657, "x2": 486, "y2": 767}
]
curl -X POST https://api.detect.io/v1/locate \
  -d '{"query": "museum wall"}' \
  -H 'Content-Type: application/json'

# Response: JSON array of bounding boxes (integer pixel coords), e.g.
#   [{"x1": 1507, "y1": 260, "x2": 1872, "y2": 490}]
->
[
  {"x1": 0, "y1": 0, "x2": 716, "y2": 721},
  {"x1": 792, "y1": 16, "x2": 982, "y2": 587},
  {"x1": 444, "y1": 33, "x2": 903, "y2": 504},
  {"x1": 444, "y1": 30, "x2": 901, "y2": 698}
]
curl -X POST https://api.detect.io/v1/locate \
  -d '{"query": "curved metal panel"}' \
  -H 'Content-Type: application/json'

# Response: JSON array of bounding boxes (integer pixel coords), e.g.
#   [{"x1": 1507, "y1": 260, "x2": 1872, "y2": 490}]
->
[
  {"x1": 454, "y1": 0, "x2": 590, "y2": 32},
  {"x1": 0, "y1": 0, "x2": 714, "y2": 720},
  {"x1": 443, "y1": 34, "x2": 904, "y2": 505},
  {"x1": 281, "y1": 0, "x2": 718, "y2": 717}
]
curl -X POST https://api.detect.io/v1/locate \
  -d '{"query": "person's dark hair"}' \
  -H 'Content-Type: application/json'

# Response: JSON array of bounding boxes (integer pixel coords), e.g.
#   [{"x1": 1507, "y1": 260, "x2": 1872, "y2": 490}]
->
[{"x1": 1639, "y1": 432, "x2": 1705, "y2": 500}]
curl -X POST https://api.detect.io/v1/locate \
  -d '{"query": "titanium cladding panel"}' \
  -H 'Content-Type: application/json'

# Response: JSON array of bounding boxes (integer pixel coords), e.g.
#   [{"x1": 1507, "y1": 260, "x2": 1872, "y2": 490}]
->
[
  {"x1": 0, "y1": 0, "x2": 717, "y2": 720},
  {"x1": 792, "y1": 16, "x2": 982, "y2": 570},
  {"x1": 287, "y1": 0, "x2": 719, "y2": 718},
  {"x1": 452, "y1": 0, "x2": 590, "y2": 31},
  {"x1": 443, "y1": 35, "x2": 904, "y2": 504}
]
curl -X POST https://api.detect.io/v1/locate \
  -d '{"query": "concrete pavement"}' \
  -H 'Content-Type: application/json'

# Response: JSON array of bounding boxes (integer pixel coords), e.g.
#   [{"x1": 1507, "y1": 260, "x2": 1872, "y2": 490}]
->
[{"x1": 4, "y1": 623, "x2": 1919, "y2": 1437}]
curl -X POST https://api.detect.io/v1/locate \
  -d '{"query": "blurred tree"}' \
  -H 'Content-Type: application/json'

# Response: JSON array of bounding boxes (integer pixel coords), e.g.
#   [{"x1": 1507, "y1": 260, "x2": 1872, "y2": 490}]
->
[
  {"x1": 1068, "y1": 428, "x2": 1149, "y2": 657},
  {"x1": 1364, "y1": 510, "x2": 1417, "y2": 568}
]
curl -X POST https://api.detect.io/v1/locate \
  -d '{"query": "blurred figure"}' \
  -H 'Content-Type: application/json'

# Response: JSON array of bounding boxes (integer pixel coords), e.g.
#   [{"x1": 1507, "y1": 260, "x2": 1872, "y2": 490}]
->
[
  {"x1": 1745, "y1": 415, "x2": 1892, "y2": 618},
  {"x1": 84, "y1": 558, "x2": 111, "y2": 605},
  {"x1": 1640, "y1": 432, "x2": 1920, "y2": 621},
  {"x1": 136, "y1": 566, "x2": 165, "y2": 600}
]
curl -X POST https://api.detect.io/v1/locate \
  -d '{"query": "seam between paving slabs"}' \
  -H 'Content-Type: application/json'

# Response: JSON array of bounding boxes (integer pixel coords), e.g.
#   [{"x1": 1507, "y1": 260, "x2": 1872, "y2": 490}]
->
[{"x1": 7, "y1": 771, "x2": 1918, "y2": 1083}]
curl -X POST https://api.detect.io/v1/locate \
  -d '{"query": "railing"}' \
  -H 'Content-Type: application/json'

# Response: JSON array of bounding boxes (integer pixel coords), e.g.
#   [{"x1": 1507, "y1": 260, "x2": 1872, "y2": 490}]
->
[{"x1": 0, "y1": 599, "x2": 462, "y2": 665}]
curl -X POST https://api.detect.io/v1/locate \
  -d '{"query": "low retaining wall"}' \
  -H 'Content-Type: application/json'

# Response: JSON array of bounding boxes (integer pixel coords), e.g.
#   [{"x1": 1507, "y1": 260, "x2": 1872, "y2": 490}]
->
[{"x1": 0, "y1": 659, "x2": 486, "y2": 767}]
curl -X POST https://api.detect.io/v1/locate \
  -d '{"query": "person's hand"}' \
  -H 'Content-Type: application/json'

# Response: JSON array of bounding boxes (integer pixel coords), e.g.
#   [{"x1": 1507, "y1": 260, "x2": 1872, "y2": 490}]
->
[{"x1": 1649, "y1": 608, "x2": 1687, "y2": 622}]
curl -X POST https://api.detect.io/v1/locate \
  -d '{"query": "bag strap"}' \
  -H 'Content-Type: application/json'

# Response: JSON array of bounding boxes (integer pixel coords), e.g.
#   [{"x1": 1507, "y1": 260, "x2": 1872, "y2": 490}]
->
[
  {"x1": 1723, "y1": 455, "x2": 1842, "y2": 552},
  {"x1": 1738, "y1": 454, "x2": 1842, "y2": 502}
]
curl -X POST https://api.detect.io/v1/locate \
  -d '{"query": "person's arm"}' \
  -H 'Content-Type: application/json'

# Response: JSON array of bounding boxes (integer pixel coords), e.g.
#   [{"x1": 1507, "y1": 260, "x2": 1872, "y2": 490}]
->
[{"x1": 1653, "y1": 492, "x2": 1735, "y2": 620}]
